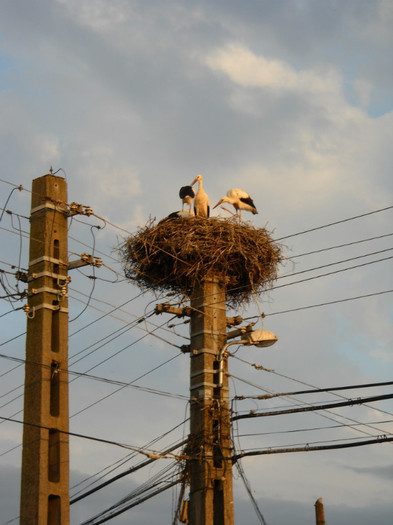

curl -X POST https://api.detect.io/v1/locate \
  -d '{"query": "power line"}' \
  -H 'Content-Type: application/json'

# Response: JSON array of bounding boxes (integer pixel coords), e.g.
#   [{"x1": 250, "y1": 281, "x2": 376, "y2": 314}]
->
[
  {"x1": 229, "y1": 370, "x2": 393, "y2": 437},
  {"x1": 69, "y1": 292, "x2": 147, "y2": 339},
  {"x1": 274, "y1": 205, "x2": 393, "y2": 241},
  {"x1": 233, "y1": 436, "x2": 393, "y2": 461},
  {"x1": 79, "y1": 461, "x2": 182, "y2": 524},
  {"x1": 235, "y1": 459, "x2": 268, "y2": 525},
  {"x1": 70, "y1": 417, "x2": 189, "y2": 500},
  {"x1": 290, "y1": 232, "x2": 393, "y2": 259},
  {"x1": 237, "y1": 419, "x2": 393, "y2": 438},
  {"x1": 234, "y1": 380, "x2": 393, "y2": 400},
  {"x1": 70, "y1": 437, "x2": 188, "y2": 504},
  {"x1": 232, "y1": 393, "x2": 393, "y2": 421},
  {"x1": 0, "y1": 187, "x2": 24, "y2": 223},
  {"x1": 80, "y1": 478, "x2": 181, "y2": 525},
  {"x1": 262, "y1": 289, "x2": 393, "y2": 317},
  {"x1": 0, "y1": 352, "x2": 187, "y2": 401},
  {"x1": 272, "y1": 255, "x2": 393, "y2": 291},
  {"x1": 71, "y1": 353, "x2": 182, "y2": 418},
  {"x1": 278, "y1": 246, "x2": 393, "y2": 279},
  {"x1": 0, "y1": 415, "x2": 184, "y2": 460}
]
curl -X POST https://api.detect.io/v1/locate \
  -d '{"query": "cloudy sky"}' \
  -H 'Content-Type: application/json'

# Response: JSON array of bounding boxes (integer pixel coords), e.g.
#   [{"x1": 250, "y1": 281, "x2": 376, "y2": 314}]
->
[{"x1": 0, "y1": 1, "x2": 392, "y2": 524}]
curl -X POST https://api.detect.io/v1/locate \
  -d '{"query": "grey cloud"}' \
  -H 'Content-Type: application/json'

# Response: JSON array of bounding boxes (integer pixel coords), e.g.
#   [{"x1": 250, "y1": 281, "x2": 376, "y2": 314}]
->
[{"x1": 345, "y1": 463, "x2": 393, "y2": 481}]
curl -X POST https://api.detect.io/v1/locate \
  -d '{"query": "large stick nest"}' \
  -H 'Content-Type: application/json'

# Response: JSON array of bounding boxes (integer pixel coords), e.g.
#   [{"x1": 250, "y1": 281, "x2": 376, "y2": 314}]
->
[{"x1": 120, "y1": 216, "x2": 283, "y2": 307}]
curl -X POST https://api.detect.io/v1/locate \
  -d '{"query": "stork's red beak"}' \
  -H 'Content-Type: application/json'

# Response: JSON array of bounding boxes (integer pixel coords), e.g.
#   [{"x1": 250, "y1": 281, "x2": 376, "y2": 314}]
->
[{"x1": 213, "y1": 199, "x2": 224, "y2": 209}]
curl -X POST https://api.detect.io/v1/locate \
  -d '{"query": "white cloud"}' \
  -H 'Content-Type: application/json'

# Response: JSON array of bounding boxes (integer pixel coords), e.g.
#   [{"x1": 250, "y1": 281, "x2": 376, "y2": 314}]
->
[
  {"x1": 206, "y1": 43, "x2": 342, "y2": 95},
  {"x1": 1, "y1": 2, "x2": 392, "y2": 524},
  {"x1": 353, "y1": 77, "x2": 373, "y2": 109},
  {"x1": 55, "y1": 0, "x2": 127, "y2": 31},
  {"x1": 205, "y1": 44, "x2": 392, "y2": 216}
]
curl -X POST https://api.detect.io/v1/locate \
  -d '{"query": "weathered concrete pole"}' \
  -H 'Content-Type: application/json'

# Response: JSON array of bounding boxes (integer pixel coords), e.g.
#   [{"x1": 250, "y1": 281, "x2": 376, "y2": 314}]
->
[
  {"x1": 20, "y1": 174, "x2": 70, "y2": 525},
  {"x1": 315, "y1": 498, "x2": 326, "y2": 525},
  {"x1": 188, "y1": 276, "x2": 234, "y2": 525}
]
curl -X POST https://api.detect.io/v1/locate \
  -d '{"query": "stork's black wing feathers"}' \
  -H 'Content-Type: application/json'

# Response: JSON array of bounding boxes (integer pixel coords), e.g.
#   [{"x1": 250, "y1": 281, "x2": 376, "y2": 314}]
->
[
  {"x1": 179, "y1": 185, "x2": 195, "y2": 199},
  {"x1": 240, "y1": 196, "x2": 257, "y2": 209}
]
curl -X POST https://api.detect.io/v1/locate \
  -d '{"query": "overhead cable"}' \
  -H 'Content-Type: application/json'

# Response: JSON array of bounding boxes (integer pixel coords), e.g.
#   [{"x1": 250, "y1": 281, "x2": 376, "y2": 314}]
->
[
  {"x1": 232, "y1": 393, "x2": 393, "y2": 421},
  {"x1": 234, "y1": 380, "x2": 393, "y2": 400},
  {"x1": 262, "y1": 289, "x2": 393, "y2": 317},
  {"x1": 272, "y1": 255, "x2": 393, "y2": 291},
  {"x1": 278, "y1": 247, "x2": 393, "y2": 279},
  {"x1": 274, "y1": 205, "x2": 393, "y2": 241},
  {"x1": 79, "y1": 478, "x2": 180, "y2": 525},
  {"x1": 238, "y1": 419, "x2": 393, "y2": 438},
  {"x1": 290, "y1": 232, "x2": 393, "y2": 259},
  {"x1": 233, "y1": 436, "x2": 393, "y2": 461},
  {"x1": 0, "y1": 415, "x2": 184, "y2": 460},
  {"x1": 70, "y1": 438, "x2": 188, "y2": 504}
]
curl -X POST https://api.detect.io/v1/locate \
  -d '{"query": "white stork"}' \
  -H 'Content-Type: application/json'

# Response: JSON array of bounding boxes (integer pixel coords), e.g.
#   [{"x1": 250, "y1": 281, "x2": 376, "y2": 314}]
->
[
  {"x1": 213, "y1": 188, "x2": 258, "y2": 220},
  {"x1": 191, "y1": 174, "x2": 210, "y2": 217},
  {"x1": 179, "y1": 185, "x2": 195, "y2": 216}
]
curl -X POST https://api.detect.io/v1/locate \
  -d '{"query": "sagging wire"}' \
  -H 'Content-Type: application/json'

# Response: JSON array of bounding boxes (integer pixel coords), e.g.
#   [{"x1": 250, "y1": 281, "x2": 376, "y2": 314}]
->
[
  {"x1": 51, "y1": 167, "x2": 67, "y2": 179},
  {"x1": 235, "y1": 456, "x2": 269, "y2": 525},
  {"x1": 69, "y1": 225, "x2": 99, "y2": 322},
  {"x1": 0, "y1": 186, "x2": 23, "y2": 224}
]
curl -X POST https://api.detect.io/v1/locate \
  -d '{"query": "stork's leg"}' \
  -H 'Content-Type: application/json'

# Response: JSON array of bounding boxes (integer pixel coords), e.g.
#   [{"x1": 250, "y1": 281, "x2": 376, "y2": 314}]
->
[{"x1": 220, "y1": 206, "x2": 236, "y2": 216}]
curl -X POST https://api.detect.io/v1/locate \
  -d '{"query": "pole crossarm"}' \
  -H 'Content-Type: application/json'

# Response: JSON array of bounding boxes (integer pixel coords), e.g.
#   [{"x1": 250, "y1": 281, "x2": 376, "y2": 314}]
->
[{"x1": 155, "y1": 301, "x2": 243, "y2": 328}]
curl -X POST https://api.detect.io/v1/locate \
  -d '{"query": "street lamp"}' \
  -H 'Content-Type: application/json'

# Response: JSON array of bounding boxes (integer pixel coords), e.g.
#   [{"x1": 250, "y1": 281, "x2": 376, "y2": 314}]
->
[{"x1": 218, "y1": 329, "x2": 278, "y2": 388}]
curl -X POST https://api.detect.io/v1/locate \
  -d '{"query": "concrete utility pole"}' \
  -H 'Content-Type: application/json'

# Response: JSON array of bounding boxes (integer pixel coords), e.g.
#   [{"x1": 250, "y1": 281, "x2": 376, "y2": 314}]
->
[
  {"x1": 315, "y1": 498, "x2": 326, "y2": 525},
  {"x1": 188, "y1": 276, "x2": 234, "y2": 525},
  {"x1": 20, "y1": 174, "x2": 70, "y2": 525}
]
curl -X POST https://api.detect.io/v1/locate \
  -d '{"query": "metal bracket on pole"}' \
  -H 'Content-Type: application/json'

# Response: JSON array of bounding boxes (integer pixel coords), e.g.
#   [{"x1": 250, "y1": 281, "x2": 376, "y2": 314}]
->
[
  {"x1": 68, "y1": 253, "x2": 102, "y2": 270},
  {"x1": 155, "y1": 303, "x2": 192, "y2": 317},
  {"x1": 226, "y1": 322, "x2": 256, "y2": 340},
  {"x1": 155, "y1": 303, "x2": 243, "y2": 328},
  {"x1": 67, "y1": 202, "x2": 93, "y2": 217}
]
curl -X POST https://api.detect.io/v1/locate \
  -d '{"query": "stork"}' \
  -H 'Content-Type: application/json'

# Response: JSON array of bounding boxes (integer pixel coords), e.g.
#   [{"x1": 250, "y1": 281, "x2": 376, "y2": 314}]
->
[
  {"x1": 213, "y1": 188, "x2": 258, "y2": 220},
  {"x1": 191, "y1": 174, "x2": 210, "y2": 217},
  {"x1": 179, "y1": 185, "x2": 195, "y2": 216}
]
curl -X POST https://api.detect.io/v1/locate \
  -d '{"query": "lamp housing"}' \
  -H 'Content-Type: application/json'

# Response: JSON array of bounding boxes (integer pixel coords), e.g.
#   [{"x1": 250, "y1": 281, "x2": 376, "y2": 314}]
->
[{"x1": 243, "y1": 329, "x2": 278, "y2": 348}]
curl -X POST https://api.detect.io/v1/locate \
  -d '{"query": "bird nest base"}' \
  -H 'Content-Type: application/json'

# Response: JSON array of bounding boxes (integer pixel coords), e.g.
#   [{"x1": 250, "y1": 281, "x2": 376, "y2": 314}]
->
[{"x1": 121, "y1": 216, "x2": 283, "y2": 307}]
